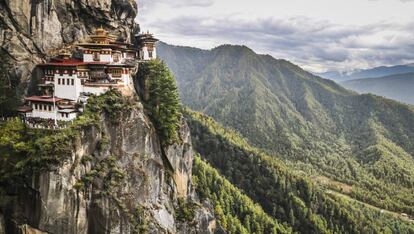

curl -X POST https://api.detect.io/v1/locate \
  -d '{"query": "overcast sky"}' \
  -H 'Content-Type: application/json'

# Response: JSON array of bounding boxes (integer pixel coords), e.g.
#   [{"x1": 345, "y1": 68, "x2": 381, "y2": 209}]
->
[{"x1": 137, "y1": 0, "x2": 414, "y2": 73}]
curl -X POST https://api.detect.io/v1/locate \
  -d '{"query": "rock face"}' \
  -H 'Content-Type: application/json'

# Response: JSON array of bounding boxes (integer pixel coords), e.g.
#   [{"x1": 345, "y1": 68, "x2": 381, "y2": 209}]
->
[
  {"x1": 0, "y1": 1, "x2": 218, "y2": 233},
  {"x1": 0, "y1": 98, "x2": 216, "y2": 233},
  {"x1": 0, "y1": 0, "x2": 138, "y2": 93}
]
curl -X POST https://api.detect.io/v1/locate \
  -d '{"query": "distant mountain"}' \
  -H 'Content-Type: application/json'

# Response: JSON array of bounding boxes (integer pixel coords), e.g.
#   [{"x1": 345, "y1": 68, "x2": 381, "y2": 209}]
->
[
  {"x1": 319, "y1": 64, "x2": 414, "y2": 81},
  {"x1": 342, "y1": 73, "x2": 414, "y2": 105},
  {"x1": 157, "y1": 42, "x2": 414, "y2": 217}
]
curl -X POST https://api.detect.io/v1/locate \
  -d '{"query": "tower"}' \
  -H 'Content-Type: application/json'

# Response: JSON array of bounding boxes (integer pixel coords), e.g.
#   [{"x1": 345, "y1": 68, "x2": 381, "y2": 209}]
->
[{"x1": 135, "y1": 31, "x2": 159, "y2": 61}]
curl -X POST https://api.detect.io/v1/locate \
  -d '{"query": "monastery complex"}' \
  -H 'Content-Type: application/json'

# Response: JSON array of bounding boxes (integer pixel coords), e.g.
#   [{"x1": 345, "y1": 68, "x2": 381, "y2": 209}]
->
[{"x1": 17, "y1": 28, "x2": 158, "y2": 125}]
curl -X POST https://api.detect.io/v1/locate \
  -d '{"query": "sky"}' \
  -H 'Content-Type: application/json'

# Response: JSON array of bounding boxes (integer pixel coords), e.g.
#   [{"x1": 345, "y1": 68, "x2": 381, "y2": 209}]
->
[{"x1": 136, "y1": 0, "x2": 414, "y2": 73}]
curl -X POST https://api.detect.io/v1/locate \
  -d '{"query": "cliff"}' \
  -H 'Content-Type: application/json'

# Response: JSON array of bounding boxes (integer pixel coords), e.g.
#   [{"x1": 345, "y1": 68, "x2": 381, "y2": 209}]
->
[
  {"x1": 0, "y1": 1, "x2": 218, "y2": 233},
  {"x1": 0, "y1": 92, "x2": 217, "y2": 233},
  {"x1": 0, "y1": 0, "x2": 138, "y2": 95}
]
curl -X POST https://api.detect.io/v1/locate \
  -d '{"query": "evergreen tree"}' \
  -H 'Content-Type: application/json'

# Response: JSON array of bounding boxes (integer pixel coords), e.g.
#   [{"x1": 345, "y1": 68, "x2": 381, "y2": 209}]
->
[{"x1": 137, "y1": 59, "x2": 181, "y2": 146}]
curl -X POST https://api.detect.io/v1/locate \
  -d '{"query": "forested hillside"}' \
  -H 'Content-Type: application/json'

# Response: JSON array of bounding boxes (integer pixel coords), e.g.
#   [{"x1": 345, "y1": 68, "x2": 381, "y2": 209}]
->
[
  {"x1": 193, "y1": 156, "x2": 292, "y2": 234},
  {"x1": 158, "y1": 42, "x2": 414, "y2": 216},
  {"x1": 186, "y1": 109, "x2": 414, "y2": 233},
  {"x1": 342, "y1": 73, "x2": 414, "y2": 105}
]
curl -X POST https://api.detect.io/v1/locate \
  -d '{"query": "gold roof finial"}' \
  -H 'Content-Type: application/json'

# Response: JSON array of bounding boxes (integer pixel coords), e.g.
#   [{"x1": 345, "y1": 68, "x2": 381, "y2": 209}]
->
[{"x1": 59, "y1": 48, "x2": 71, "y2": 58}]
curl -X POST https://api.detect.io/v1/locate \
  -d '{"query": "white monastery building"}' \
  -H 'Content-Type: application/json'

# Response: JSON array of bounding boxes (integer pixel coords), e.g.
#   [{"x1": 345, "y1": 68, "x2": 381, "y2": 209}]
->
[{"x1": 18, "y1": 28, "x2": 158, "y2": 124}]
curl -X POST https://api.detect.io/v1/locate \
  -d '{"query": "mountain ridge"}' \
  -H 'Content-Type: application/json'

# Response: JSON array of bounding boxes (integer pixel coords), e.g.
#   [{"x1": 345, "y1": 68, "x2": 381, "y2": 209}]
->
[
  {"x1": 157, "y1": 41, "x2": 414, "y2": 216},
  {"x1": 319, "y1": 63, "x2": 414, "y2": 81},
  {"x1": 341, "y1": 72, "x2": 414, "y2": 105}
]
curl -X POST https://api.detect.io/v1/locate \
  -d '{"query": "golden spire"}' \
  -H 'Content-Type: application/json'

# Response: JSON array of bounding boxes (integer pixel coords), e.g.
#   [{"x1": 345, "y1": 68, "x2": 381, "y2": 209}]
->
[{"x1": 59, "y1": 49, "x2": 71, "y2": 59}]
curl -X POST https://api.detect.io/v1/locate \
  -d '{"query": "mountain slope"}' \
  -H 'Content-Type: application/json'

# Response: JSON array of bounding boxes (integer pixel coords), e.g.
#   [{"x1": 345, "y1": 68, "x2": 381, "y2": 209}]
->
[
  {"x1": 158, "y1": 42, "x2": 414, "y2": 216},
  {"x1": 341, "y1": 73, "x2": 414, "y2": 105},
  {"x1": 185, "y1": 109, "x2": 414, "y2": 233},
  {"x1": 319, "y1": 64, "x2": 414, "y2": 81},
  {"x1": 193, "y1": 156, "x2": 292, "y2": 233}
]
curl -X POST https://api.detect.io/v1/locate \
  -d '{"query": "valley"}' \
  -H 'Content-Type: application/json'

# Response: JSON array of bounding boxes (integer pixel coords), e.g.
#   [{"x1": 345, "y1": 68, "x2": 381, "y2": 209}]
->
[{"x1": 158, "y1": 42, "x2": 414, "y2": 219}]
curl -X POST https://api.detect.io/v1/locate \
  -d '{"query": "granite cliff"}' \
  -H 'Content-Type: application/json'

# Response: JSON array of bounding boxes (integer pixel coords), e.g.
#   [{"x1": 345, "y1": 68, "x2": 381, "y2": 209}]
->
[
  {"x1": 0, "y1": 92, "x2": 216, "y2": 233},
  {"x1": 0, "y1": 1, "x2": 218, "y2": 233}
]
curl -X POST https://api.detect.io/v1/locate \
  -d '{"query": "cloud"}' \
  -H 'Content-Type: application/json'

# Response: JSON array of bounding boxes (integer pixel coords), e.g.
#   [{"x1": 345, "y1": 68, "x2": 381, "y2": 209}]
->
[
  {"x1": 137, "y1": 0, "x2": 414, "y2": 72},
  {"x1": 145, "y1": 15, "x2": 414, "y2": 72}
]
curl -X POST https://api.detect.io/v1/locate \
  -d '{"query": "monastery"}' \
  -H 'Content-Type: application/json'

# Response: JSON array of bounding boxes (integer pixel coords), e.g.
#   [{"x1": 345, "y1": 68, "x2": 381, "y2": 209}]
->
[{"x1": 18, "y1": 28, "x2": 158, "y2": 126}]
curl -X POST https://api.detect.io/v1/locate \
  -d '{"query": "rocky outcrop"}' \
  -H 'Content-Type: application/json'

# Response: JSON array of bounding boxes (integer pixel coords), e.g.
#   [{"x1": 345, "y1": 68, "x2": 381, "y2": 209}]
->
[
  {"x1": 0, "y1": 97, "x2": 217, "y2": 233},
  {"x1": 0, "y1": 0, "x2": 138, "y2": 93},
  {"x1": 0, "y1": 1, "x2": 219, "y2": 233}
]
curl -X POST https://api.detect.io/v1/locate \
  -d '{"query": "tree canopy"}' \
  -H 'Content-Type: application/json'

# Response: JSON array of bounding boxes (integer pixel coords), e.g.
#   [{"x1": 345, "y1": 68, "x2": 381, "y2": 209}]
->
[{"x1": 137, "y1": 59, "x2": 181, "y2": 146}]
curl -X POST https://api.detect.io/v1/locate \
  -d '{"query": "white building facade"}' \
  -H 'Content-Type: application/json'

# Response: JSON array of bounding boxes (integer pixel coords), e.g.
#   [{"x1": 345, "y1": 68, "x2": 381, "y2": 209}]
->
[{"x1": 19, "y1": 27, "x2": 158, "y2": 125}]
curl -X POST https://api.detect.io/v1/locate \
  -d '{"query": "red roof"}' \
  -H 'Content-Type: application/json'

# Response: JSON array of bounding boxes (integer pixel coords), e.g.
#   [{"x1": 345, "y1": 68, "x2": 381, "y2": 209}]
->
[
  {"x1": 25, "y1": 96, "x2": 65, "y2": 103},
  {"x1": 17, "y1": 106, "x2": 33, "y2": 113},
  {"x1": 38, "y1": 58, "x2": 109, "y2": 67}
]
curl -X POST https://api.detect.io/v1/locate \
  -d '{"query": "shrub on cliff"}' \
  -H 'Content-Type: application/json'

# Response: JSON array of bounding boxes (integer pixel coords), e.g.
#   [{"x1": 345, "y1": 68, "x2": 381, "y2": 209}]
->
[
  {"x1": 137, "y1": 59, "x2": 181, "y2": 146},
  {"x1": 0, "y1": 90, "x2": 131, "y2": 183}
]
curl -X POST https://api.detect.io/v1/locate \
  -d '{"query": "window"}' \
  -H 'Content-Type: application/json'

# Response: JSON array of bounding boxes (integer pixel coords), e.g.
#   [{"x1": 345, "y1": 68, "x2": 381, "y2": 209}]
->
[
  {"x1": 48, "y1": 105, "x2": 52, "y2": 111},
  {"x1": 71, "y1": 79, "x2": 74, "y2": 86},
  {"x1": 62, "y1": 79, "x2": 65, "y2": 85},
  {"x1": 149, "y1": 51, "x2": 153, "y2": 58},
  {"x1": 93, "y1": 52, "x2": 99, "y2": 61},
  {"x1": 66, "y1": 113, "x2": 69, "y2": 118},
  {"x1": 58, "y1": 78, "x2": 61, "y2": 85},
  {"x1": 34, "y1": 104, "x2": 38, "y2": 110},
  {"x1": 67, "y1": 79, "x2": 70, "y2": 85}
]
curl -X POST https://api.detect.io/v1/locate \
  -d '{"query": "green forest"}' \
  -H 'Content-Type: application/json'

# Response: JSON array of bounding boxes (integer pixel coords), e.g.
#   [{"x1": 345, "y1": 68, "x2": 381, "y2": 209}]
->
[
  {"x1": 185, "y1": 108, "x2": 414, "y2": 233},
  {"x1": 193, "y1": 155, "x2": 291, "y2": 234},
  {"x1": 158, "y1": 43, "x2": 414, "y2": 217}
]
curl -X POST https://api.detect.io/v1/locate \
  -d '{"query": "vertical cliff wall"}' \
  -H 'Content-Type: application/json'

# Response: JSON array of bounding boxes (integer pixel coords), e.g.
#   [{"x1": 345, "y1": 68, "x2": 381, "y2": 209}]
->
[
  {"x1": 0, "y1": 94, "x2": 216, "y2": 233},
  {"x1": 0, "y1": 1, "x2": 218, "y2": 233}
]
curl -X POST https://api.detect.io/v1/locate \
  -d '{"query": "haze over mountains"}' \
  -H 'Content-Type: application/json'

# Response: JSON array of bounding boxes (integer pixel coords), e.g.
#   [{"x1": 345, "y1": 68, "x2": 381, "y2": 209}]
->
[
  {"x1": 157, "y1": 42, "x2": 414, "y2": 222},
  {"x1": 318, "y1": 64, "x2": 414, "y2": 81},
  {"x1": 342, "y1": 73, "x2": 414, "y2": 105},
  {"x1": 317, "y1": 64, "x2": 414, "y2": 105}
]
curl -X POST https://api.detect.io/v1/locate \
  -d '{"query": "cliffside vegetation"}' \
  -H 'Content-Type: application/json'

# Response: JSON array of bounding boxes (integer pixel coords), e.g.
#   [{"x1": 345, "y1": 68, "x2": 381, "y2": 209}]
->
[
  {"x1": 186, "y1": 109, "x2": 414, "y2": 233},
  {"x1": 137, "y1": 59, "x2": 181, "y2": 146},
  {"x1": 193, "y1": 155, "x2": 292, "y2": 234},
  {"x1": 0, "y1": 90, "x2": 134, "y2": 184},
  {"x1": 158, "y1": 43, "x2": 414, "y2": 216}
]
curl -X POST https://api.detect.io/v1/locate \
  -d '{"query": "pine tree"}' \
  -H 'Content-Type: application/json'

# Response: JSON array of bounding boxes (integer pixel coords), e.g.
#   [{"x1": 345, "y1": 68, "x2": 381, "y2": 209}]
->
[{"x1": 137, "y1": 59, "x2": 181, "y2": 146}]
